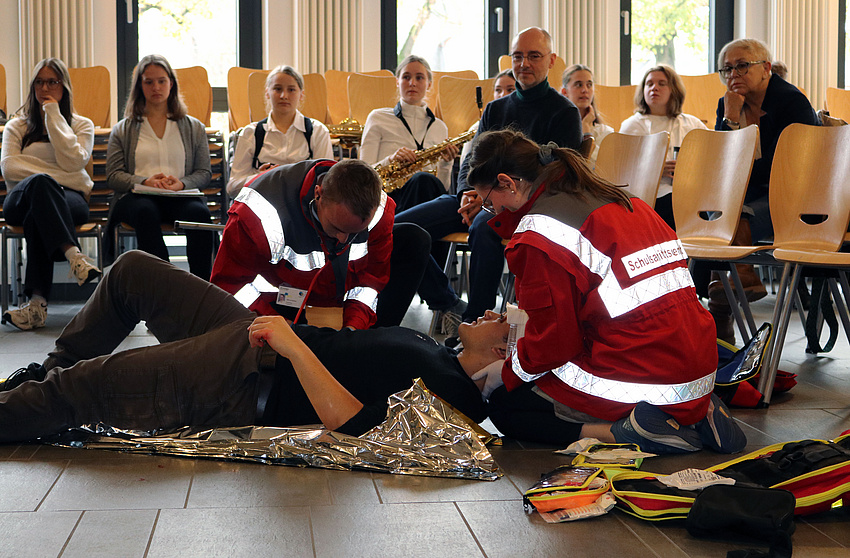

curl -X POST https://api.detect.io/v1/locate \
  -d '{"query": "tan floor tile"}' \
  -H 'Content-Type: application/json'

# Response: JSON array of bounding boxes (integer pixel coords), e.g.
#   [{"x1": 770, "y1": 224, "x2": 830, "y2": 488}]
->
[
  {"x1": 62, "y1": 509, "x2": 157, "y2": 558},
  {"x1": 41, "y1": 455, "x2": 193, "y2": 511},
  {"x1": 310, "y1": 502, "x2": 483, "y2": 558},
  {"x1": 0, "y1": 510, "x2": 81, "y2": 556},
  {"x1": 0, "y1": 460, "x2": 66, "y2": 512},
  {"x1": 148, "y1": 507, "x2": 313, "y2": 558},
  {"x1": 374, "y1": 470, "x2": 519, "y2": 503}
]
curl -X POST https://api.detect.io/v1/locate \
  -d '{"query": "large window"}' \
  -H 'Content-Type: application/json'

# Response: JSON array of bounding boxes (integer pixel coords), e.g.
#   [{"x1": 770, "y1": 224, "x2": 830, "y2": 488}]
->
[{"x1": 630, "y1": 0, "x2": 711, "y2": 82}]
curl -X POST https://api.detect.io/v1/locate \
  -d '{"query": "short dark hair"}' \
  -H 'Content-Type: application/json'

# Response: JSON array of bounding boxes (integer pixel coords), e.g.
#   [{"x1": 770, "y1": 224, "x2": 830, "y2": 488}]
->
[
  {"x1": 635, "y1": 64, "x2": 685, "y2": 117},
  {"x1": 321, "y1": 160, "x2": 382, "y2": 222},
  {"x1": 125, "y1": 54, "x2": 188, "y2": 121}
]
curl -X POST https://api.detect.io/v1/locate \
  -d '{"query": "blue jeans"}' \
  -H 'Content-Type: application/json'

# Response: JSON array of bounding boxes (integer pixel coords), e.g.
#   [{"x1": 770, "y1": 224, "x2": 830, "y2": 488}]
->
[{"x1": 394, "y1": 193, "x2": 506, "y2": 320}]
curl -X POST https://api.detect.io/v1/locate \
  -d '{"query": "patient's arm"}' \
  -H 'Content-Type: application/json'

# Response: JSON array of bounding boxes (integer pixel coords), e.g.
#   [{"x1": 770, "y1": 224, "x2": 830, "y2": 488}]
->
[{"x1": 247, "y1": 316, "x2": 364, "y2": 430}]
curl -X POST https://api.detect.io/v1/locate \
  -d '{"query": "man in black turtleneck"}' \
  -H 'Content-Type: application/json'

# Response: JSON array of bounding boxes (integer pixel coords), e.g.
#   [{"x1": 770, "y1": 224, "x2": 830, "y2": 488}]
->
[{"x1": 395, "y1": 27, "x2": 581, "y2": 335}]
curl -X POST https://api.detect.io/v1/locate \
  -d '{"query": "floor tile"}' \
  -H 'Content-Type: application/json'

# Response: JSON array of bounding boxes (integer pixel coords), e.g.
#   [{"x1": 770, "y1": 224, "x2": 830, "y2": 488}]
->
[
  {"x1": 0, "y1": 510, "x2": 81, "y2": 556},
  {"x1": 374, "y1": 470, "x2": 519, "y2": 503},
  {"x1": 310, "y1": 502, "x2": 483, "y2": 558},
  {"x1": 0, "y1": 460, "x2": 66, "y2": 512},
  {"x1": 62, "y1": 509, "x2": 157, "y2": 558}
]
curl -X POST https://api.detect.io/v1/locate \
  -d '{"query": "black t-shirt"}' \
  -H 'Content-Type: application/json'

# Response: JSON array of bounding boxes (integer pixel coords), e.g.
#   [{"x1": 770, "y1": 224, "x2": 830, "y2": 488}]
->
[{"x1": 261, "y1": 325, "x2": 487, "y2": 436}]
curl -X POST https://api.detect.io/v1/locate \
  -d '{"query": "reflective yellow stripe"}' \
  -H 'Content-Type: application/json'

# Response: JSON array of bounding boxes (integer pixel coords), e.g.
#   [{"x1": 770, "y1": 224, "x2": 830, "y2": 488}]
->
[
  {"x1": 343, "y1": 286, "x2": 379, "y2": 312},
  {"x1": 511, "y1": 350, "x2": 715, "y2": 404},
  {"x1": 516, "y1": 214, "x2": 694, "y2": 318}
]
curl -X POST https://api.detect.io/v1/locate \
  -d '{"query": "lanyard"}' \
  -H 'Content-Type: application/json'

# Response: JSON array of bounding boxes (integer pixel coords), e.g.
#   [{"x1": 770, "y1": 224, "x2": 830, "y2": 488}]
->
[{"x1": 393, "y1": 102, "x2": 436, "y2": 151}]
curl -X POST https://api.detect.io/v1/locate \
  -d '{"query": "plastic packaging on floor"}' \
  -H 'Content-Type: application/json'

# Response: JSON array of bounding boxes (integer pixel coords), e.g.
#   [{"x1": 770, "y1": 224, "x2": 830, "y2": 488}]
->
[{"x1": 43, "y1": 379, "x2": 502, "y2": 481}]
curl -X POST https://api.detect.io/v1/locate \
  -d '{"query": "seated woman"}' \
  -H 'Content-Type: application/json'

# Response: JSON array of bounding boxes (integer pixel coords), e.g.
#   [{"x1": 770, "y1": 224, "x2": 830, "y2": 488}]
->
[
  {"x1": 359, "y1": 54, "x2": 458, "y2": 212},
  {"x1": 1, "y1": 58, "x2": 100, "y2": 331},
  {"x1": 708, "y1": 39, "x2": 819, "y2": 342},
  {"x1": 464, "y1": 129, "x2": 745, "y2": 454},
  {"x1": 620, "y1": 64, "x2": 707, "y2": 229},
  {"x1": 106, "y1": 54, "x2": 213, "y2": 279},
  {"x1": 560, "y1": 64, "x2": 613, "y2": 165},
  {"x1": 226, "y1": 65, "x2": 334, "y2": 198}
]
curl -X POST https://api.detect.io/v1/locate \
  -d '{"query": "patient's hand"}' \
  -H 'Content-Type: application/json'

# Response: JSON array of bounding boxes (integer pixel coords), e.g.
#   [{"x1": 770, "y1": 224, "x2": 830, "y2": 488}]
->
[{"x1": 248, "y1": 315, "x2": 306, "y2": 360}]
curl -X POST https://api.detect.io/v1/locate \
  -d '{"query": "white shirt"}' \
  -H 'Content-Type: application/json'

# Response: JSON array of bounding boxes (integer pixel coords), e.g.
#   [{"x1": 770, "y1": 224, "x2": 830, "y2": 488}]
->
[
  {"x1": 619, "y1": 112, "x2": 707, "y2": 197},
  {"x1": 134, "y1": 118, "x2": 185, "y2": 180},
  {"x1": 359, "y1": 99, "x2": 452, "y2": 189},
  {"x1": 226, "y1": 110, "x2": 334, "y2": 197}
]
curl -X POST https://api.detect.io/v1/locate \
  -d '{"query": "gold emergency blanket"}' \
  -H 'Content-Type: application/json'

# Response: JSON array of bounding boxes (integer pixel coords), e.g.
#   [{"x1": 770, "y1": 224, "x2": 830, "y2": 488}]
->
[{"x1": 47, "y1": 380, "x2": 502, "y2": 481}]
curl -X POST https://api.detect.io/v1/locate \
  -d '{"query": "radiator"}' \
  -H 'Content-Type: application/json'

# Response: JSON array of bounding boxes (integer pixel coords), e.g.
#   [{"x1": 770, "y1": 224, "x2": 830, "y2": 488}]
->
[
  {"x1": 295, "y1": 0, "x2": 362, "y2": 73},
  {"x1": 19, "y1": 0, "x2": 92, "y2": 80},
  {"x1": 545, "y1": 0, "x2": 614, "y2": 85}
]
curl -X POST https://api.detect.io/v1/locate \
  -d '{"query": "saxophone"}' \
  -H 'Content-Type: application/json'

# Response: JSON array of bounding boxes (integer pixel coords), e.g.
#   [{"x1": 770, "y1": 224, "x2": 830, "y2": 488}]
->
[{"x1": 374, "y1": 129, "x2": 476, "y2": 193}]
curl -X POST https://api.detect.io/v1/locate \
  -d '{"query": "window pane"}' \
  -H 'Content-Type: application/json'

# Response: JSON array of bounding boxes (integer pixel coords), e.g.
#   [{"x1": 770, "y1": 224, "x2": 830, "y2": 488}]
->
[
  {"x1": 631, "y1": 0, "x2": 710, "y2": 82},
  {"x1": 138, "y1": 0, "x2": 237, "y2": 87},
  {"x1": 397, "y1": 0, "x2": 486, "y2": 77}
]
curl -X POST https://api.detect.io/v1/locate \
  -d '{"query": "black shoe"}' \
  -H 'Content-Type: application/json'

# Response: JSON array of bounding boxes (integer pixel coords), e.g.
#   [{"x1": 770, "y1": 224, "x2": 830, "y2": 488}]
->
[{"x1": 0, "y1": 363, "x2": 47, "y2": 392}]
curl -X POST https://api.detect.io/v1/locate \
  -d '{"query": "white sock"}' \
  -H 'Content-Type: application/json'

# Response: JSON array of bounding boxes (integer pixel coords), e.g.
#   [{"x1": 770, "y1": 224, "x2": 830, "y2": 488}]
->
[
  {"x1": 64, "y1": 246, "x2": 82, "y2": 262},
  {"x1": 30, "y1": 294, "x2": 47, "y2": 307}
]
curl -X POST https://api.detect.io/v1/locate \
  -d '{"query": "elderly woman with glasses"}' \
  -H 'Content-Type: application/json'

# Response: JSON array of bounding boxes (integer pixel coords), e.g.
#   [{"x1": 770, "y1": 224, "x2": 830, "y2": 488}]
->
[{"x1": 707, "y1": 38, "x2": 819, "y2": 343}]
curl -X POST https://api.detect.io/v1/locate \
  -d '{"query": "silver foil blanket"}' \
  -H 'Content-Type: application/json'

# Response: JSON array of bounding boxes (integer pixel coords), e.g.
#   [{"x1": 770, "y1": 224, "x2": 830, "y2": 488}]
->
[{"x1": 47, "y1": 380, "x2": 502, "y2": 481}]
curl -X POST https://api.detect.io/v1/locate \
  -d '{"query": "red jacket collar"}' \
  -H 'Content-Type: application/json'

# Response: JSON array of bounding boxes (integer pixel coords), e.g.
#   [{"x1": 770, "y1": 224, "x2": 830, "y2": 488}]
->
[{"x1": 488, "y1": 182, "x2": 547, "y2": 239}]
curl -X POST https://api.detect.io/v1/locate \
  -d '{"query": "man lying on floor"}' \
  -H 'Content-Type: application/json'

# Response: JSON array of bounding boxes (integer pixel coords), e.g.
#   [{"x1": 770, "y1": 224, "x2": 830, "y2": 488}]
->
[{"x1": 1, "y1": 250, "x2": 743, "y2": 454}]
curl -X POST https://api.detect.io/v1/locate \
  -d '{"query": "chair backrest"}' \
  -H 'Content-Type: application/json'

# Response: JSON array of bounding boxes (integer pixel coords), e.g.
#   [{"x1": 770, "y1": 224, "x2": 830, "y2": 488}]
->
[
  {"x1": 325, "y1": 69, "x2": 393, "y2": 125},
  {"x1": 0, "y1": 63, "x2": 6, "y2": 116},
  {"x1": 348, "y1": 73, "x2": 398, "y2": 125},
  {"x1": 672, "y1": 126, "x2": 760, "y2": 246},
  {"x1": 770, "y1": 123, "x2": 850, "y2": 252},
  {"x1": 175, "y1": 66, "x2": 212, "y2": 126},
  {"x1": 498, "y1": 55, "x2": 510, "y2": 72},
  {"x1": 68, "y1": 66, "x2": 110, "y2": 128},
  {"x1": 430, "y1": 70, "x2": 478, "y2": 117},
  {"x1": 227, "y1": 66, "x2": 265, "y2": 132},
  {"x1": 437, "y1": 76, "x2": 493, "y2": 137},
  {"x1": 594, "y1": 84, "x2": 636, "y2": 131},
  {"x1": 680, "y1": 73, "x2": 726, "y2": 127},
  {"x1": 302, "y1": 73, "x2": 330, "y2": 124},
  {"x1": 247, "y1": 70, "x2": 270, "y2": 122},
  {"x1": 595, "y1": 131, "x2": 669, "y2": 206},
  {"x1": 826, "y1": 87, "x2": 850, "y2": 123}
]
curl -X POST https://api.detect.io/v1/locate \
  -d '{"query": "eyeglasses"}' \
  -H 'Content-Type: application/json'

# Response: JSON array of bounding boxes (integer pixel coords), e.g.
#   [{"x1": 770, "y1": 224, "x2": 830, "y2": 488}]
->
[
  {"x1": 718, "y1": 61, "x2": 766, "y2": 79},
  {"x1": 481, "y1": 185, "x2": 497, "y2": 215},
  {"x1": 510, "y1": 52, "x2": 550, "y2": 64},
  {"x1": 34, "y1": 78, "x2": 63, "y2": 89}
]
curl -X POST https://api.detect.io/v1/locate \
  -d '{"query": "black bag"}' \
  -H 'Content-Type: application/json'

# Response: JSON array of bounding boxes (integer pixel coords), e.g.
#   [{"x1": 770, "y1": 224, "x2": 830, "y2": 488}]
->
[{"x1": 686, "y1": 484, "x2": 795, "y2": 558}]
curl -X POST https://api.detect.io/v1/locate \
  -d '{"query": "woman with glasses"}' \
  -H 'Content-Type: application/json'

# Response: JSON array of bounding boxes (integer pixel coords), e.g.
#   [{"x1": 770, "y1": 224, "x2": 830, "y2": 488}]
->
[
  {"x1": 359, "y1": 55, "x2": 458, "y2": 212},
  {"x1": 620, "y1": 64, "x2": 707, "y2": 229},
  {"x1": 226, "y1": 65, "x2": 333, "y2": 198},
  {"x1": 707, "y1": 39, "x2": 819, "y2": 343},
  {"x1": 462, "y1": 129, "x2": 744, "y2": 454},
  {"x1": 106, "y1": 54, "x2": 213, "y2": 279},
  {"x1": 560, "y1": 64, "x2": 613, "y2": 165},
  {"x1": 1, "y1": 58, "x2": 100, "y2": 331}
]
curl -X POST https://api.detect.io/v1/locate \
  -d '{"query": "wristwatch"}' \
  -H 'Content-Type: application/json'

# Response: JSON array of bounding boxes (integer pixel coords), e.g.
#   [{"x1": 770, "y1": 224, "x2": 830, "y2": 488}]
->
[{"x1": 722, "y1": 117, "x2": 740, "y2": 129}]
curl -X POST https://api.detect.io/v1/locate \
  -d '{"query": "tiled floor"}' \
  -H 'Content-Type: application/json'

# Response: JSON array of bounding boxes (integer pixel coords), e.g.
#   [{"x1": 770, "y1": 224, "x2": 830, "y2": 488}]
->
[{"x1": 1, "y1": 287, "x2": 850, "y2": 557}]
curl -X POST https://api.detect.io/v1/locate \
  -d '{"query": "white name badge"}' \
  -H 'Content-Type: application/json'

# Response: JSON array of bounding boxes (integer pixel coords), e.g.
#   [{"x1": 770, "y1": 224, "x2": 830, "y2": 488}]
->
[{"x1": 277, "y1": 285, "x2": 307, "y2": 308}]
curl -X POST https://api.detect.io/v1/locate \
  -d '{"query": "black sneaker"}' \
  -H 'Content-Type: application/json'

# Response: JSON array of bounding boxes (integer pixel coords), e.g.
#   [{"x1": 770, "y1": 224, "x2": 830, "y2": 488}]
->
[
  {"x1": 0, "y1": 363, "x2": 47, "y2": 392},
  {"x1": 611, "y1": 402, "x2": 703, "y2": 454},
  {"x1": 695, "y1": 393, "x2": 747, "y2": 453}
]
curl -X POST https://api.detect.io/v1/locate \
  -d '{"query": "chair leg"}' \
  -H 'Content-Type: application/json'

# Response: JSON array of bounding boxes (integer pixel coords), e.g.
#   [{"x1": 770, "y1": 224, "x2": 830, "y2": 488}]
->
[
  {"x1": 827, "y1": 277, "x2": 850, "y2": 347},
  {"x1": 1, "y1": 228, "x2": 8, "y2": 314},
  {"x1": 429, "y1": 241, "x2": 460, "y2": 338},
  {"x1": 13, "y1": 238, "x2": 24, "y2": 307},
  {"x1": 758, "y1": 263, "x2": 801, "y2": 405},
  {"x1": 728, "y1": 264, "x2": 758, "y2": 338}
]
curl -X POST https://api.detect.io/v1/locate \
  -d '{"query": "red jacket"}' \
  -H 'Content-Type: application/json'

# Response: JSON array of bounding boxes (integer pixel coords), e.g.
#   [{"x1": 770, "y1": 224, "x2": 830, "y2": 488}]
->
[
  {"x1": 211, "y1": 160, "x2": 395, "y2": 329},
  {"x1": 491, "y1": 186, "x2": 715, "y2": 425}
]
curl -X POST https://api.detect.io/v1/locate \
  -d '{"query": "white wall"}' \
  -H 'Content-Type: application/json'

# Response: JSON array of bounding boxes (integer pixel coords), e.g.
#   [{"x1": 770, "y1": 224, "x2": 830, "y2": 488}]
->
[
  {"x1": 1, "y1": 0, "x2": 22, "y2": 115},
  {"x1": 93, "y1": 0, "x2": 118, "y2": 126}
]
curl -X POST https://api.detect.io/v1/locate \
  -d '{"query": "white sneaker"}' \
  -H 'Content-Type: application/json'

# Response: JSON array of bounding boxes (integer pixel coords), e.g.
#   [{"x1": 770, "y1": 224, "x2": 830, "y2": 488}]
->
[
  {"x1": 2, "y1": 301, "x2": 47, "y2": 330},
  {"x1": 69, "y1": 253, "x2": 101, "y2": 286}
]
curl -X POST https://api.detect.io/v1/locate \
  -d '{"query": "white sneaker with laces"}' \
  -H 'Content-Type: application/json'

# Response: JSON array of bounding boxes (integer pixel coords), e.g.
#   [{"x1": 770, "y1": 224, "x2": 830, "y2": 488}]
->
[
  {"x1": 2, "y1": 301, "x2": 48, "y2": 330},
  {"x1": 69, "y1": 253, "x2": 101, "y2": 286}
]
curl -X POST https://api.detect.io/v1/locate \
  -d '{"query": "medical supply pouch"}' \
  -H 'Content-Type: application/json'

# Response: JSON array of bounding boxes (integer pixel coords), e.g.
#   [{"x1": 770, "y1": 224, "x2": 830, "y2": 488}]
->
[
  {"x1": 610, "y1": 434, "x2": 850, "y2": 520},
  {"x1": 523, "y1": 465, "x2": 609, "y2": 514},
  {"x1": 570, "y1": 442, "x2": 647, "y2": 470}
]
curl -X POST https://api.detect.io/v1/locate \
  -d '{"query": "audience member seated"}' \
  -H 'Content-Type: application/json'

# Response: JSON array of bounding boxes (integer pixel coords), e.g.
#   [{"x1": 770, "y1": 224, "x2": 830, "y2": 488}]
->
[
  {"x1": 458, "y1": 69, "x2": 516, "y2": 163},
  {"x1": 464, "y1": 130, "x2": 745, "y2": 454},
  {"x1": 560, "y1": 64, "x2": 613, "y2": 165},
  {"x1": 771, "y1": 60, "x2": 788, "y2": 81},
  {"x1": 106, "y1": 54, "x2": 213, "y2": 279},
  {"x1": 359, "y1": 55, "x2": 458, "y2": 212},
  {"x1": 226, "y1": 65, "x2": 333, "y2": 198},
  {"x1": 620, "y1": 64, "x2": 707, "y2": 229},
  {"x1": 0, "y1": 250, "x2": 487, "y2": 441},
  {"x1": 706, "y1": 39, "x2": 819, "y2": 342},
  {"x1": 395, "y1": 27, "x2": 582, "y2": 340},
  {"x1": 1, "y1": 58, "x2": 100, "y2": 331}
]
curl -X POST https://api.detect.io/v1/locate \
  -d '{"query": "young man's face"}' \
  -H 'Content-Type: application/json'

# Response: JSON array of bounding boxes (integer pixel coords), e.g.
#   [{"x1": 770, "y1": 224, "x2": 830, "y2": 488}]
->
[
  {"x1": 458, "y1": 310, "x2": 510, "y2": 352},
  {"x1": 314, "y1": 185, "x2": 371, "y2": 244}
]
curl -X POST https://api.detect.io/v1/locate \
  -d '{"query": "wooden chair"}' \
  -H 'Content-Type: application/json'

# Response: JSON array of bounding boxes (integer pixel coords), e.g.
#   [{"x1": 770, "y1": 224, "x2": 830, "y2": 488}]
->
[
  {"x1": 430, "y1": 70, "x2": 478, "y2": 118},
  {"x1": 671, "y1": 126, "x2": 762, "y2": 342},
  {"x1": 497, "y1": 54, "x2": 566, "y2": 91},
  {"x1": 0, "y1": 63, "x2": 6, "y2": 117},
  {"x1": 755, "y1": 124, "x2": 850, "y2": 403},
  {"x1": 175, "y1": 66, "x2": 212, "y2": 126},
  {"x1": 302, "y1": 73, "x2": 331, "y2": 124},
  {"x1": 67, "y1": 66, "x2": 110, "y2": 128},
  {"x1": 325, "y1": 69, "x2": 393, "y2": 125},
  {"x1": 594, "y1": 131, "x2": 669, "y2": 206},
  {"x1": 428, "y1": 232, "x2": 471, "y2": 337},
  {"x1": 436, "y1": 76, "x2": 493, "y2": 137},
  {"x1": 594, "y1": 84, "x2": 636, "y2": 131},
  {"x1": 347, "y1": 73, "x2": 398, "y2": 125},
  {"x1": 680, "y1": 73, "x2": 726, "y2": 127},
  {"x1": 227, "y1": 66, "x2": 266, "y2": 132},
  {"x1": 825, "y1": 87, "x2": 850, "y2": 123},
  {"x1": 247, "y1": 70, "x2": 271, "y2": 122}
]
